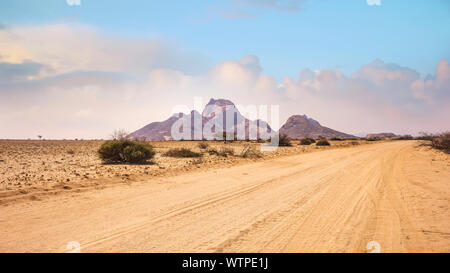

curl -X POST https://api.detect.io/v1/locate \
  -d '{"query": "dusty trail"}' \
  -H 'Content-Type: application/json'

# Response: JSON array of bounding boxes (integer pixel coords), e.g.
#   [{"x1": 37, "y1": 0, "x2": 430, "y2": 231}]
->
[{"x1": 0, "y1": 141, "x2": 448, "y2": 252}]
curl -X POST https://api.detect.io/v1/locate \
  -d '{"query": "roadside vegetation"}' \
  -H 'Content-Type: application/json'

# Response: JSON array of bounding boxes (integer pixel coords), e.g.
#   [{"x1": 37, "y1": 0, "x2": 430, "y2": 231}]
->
[
  {"x1": 207, "y1": 147, "x2": 234, "y2": 157},
  {"x1": 240, "y1": 145, "x2": 263, "y2": 158},
  {"x1": 163, "y1": 148, "x2": 202, "y2": 158},
  {"x1": 431, "y1": 132, "x2": 450, "y2": 153},
  {"x1": 316, "y1": 139, "x2": 330, "y2": 146},
  {"x1": 299, "y1": 138, "x2": 315, "y2": 145},
  {"x1": 98, "y1": 140, "x2": 155, "y2": 164},
  {"x1": 278, "y1": 134, "x2": 293, "y2": 147}
]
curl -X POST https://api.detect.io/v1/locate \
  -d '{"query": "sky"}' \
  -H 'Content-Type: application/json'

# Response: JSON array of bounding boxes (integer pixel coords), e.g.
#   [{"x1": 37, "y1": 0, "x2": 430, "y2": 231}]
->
[{"x1": 0, "y1": 0, "x2": 449, "y2": 139}]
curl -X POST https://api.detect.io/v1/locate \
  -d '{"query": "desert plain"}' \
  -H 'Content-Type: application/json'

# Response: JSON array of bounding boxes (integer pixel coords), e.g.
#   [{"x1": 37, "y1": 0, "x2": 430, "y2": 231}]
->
[{"x1": 0, "y1": 139, "x2": 449, "y2": 252}]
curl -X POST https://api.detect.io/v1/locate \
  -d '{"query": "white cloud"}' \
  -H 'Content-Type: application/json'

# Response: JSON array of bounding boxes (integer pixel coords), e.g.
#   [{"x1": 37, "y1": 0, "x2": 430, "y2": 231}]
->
[
  {"x1": 0, "y1": 24, "x2": 449, "y2": 139},
  {"x1": 0, "y1": 24, "x2": 207, "y2": 77},
  {"x1": 366, "y1": 0, "x2": 381, "y2": 6}
]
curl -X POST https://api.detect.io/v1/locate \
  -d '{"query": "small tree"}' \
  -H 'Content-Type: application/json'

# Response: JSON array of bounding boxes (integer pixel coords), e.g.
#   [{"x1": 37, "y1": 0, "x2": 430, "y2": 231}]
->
[
  {"x1": 111, "y1": 129, "x2": 129, "y2": 140},
  {"x1": 37, "y1": 135, "x2": 43, "y2": 140}
]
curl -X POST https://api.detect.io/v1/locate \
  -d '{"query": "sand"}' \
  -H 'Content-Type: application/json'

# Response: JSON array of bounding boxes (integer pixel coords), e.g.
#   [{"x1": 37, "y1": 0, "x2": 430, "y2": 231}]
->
[{"x1": 0, "y1": 140, "x2": 448, "y2": 252}]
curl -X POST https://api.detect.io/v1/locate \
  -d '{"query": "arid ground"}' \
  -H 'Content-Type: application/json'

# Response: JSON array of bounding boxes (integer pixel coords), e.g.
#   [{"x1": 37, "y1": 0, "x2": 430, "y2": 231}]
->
[{"x1": 0, "y1": 140, "x2": 449, "y2": 252}]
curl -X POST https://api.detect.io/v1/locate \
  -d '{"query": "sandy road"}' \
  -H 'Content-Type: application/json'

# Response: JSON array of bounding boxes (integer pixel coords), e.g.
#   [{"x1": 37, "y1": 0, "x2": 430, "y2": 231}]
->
[{"x1": 0, "y1": 141, "x2": 449, "y2": 252}]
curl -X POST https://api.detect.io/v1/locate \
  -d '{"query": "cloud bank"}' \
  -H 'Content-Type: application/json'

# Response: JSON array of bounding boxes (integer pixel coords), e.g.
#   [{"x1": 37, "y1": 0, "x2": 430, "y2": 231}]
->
[
  {"x1": 0, "y1": 24, "x2": 448, "y2": 139},
  {"x1": 367, "y1": 0, "x2": 381, "y2": 6}
]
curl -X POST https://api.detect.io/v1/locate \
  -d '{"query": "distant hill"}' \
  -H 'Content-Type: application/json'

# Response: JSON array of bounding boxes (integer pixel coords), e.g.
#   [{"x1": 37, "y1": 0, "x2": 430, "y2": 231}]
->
[
  {"x1": 366, "y1": 133, "x2": 397, "y2": 138},
  {"x1": 278, "y1": 115, "x2": 355, "y2": 139}
]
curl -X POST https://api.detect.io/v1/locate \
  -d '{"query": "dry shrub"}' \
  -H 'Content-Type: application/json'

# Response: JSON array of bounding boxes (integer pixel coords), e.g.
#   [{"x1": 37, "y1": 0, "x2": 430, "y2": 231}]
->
[
  {"x1": 316, "y1": 139, "x2": 330, "y2": 146},
  {"x1": 163, "y1": 148, "x2": 202, "y2": 158},
  {"x1": 110, "y1": 129, "x2": 129, "y2": 140},
  {"x1": 207, "y1": 147, "x2": 234, "y2": 157},
  {"x1": 191, "y1": 158, "x2": 203, "y2": 165},
  {"x1": 300, "y1": 138, "x2": 314, "y2": 145},
  {"x1": 279, "y1": 134, "x2": 292, "y2": 147},
  {"x1": 198, "y1": 142, "x2": 209, "y2": 149},
  {"x1": 432, "y1": 132, "x2": 450, "y2": 153},
  {"x1": 240, "y1": 145, "x2": 262, "y2": 158}
]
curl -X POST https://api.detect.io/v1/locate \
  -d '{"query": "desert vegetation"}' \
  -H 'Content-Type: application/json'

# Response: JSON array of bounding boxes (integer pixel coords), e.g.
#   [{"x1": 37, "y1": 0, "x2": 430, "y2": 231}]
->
[
  {"x1": 240, "y1": 145, "x2": 263, "y2": 158},
  {"x1": 316, "y1": 139, "x2": 331, "y2": 146},
  {"x1": 163, "y1": 148, "x2": 202, "y2": 158},
  {"x1": 278, "y1": 134, "x2": 293, "y2": 147},
  {"x1": 299, "y1": 138, "x2": 315, "y2": 145},
  {"x1": 431, "y1": 132, "x2": 450, "y2": 153},
  {"x1": 98, "y1": 140, "x2": 155, "y2": 164},
  {"x1": 198, "y1": 142, "x2": 209, "y2": 149},
  {"x1": 207, "y1": 147, "x2": 235, "y2": 157}
]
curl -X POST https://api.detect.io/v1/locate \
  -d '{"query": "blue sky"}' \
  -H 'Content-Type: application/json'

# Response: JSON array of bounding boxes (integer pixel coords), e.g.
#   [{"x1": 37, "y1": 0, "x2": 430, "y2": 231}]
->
[
  {"x1": 0, "y1": 0, "x2": 449, "y2": 138},
  {"x1": 1, "y1": 0, "x2": 449, "y2": 79}
]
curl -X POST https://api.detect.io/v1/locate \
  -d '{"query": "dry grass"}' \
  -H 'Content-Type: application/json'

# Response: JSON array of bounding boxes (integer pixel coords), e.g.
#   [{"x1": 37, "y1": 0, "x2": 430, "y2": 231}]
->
[{"x1": 240, "y1": 145, "x2": 263, "y2": 158}]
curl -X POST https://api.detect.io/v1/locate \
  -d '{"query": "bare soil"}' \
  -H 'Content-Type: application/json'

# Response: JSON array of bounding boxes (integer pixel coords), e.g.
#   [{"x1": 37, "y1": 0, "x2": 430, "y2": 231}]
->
[{"x1": 0, "y1": 140, "x2": 448, "y2": 252}]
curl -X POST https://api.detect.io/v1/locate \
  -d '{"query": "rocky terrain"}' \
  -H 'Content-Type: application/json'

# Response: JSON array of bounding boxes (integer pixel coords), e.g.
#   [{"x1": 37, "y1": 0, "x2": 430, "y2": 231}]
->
[{"x1": 0, "y1": 139, "x2": 366, "y2": 202}]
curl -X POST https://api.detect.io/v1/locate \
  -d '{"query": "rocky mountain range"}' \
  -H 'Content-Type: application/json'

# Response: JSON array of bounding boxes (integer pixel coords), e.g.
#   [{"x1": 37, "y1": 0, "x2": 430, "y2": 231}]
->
[
  {"x1": 129, "y1": 98, "x2": 272, "y2": 141},
  {"x1": 129, "y1": 98, "x2": 354, "y2": 140}
]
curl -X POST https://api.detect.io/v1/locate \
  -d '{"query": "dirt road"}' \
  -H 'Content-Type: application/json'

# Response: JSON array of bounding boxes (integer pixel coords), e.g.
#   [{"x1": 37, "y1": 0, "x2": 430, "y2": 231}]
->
[{"x1": 0, "y1": 141, "x2": 449, "y2": 252}]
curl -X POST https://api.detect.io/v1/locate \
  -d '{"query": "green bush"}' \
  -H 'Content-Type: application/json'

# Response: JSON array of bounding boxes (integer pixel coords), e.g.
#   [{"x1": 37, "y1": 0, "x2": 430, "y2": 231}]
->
[
  {"x1": 163, "y1": 148, "x2": 202, "y2": 158},
  {"x1": 316, "y1": 139, "x2": 330, "y2": 146},
  {"x1": 300, "y1": 138, "x2": 313, "y2": 145},
  {"x1": 279, "y1": 134, "x2": 292, "y2": 147},
  {"x1": 98, "y1": 140, "x2": 155, "y2": 163}
]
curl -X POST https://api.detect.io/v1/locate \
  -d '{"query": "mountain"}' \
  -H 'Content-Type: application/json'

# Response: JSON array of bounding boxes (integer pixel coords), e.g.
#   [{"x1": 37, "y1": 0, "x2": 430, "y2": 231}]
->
[
  {"x1": 278, "y1": 115, "x2": 355, "y2": 139},
  {"x1": 129, "y1": 98, "x2": 272, "y2": 140},
  {"x1": 129, "y1": 99, "x2": 355, "y2": 141},
  {"x1": 128, "y1": 113, "x2": 183, "y2": 141},
  {"x1": 202, "y1": 98, "x2": 272, "y2": 140},
  {"x1": 366, "y1": 132, "x2": 397, "y2": 138}
]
